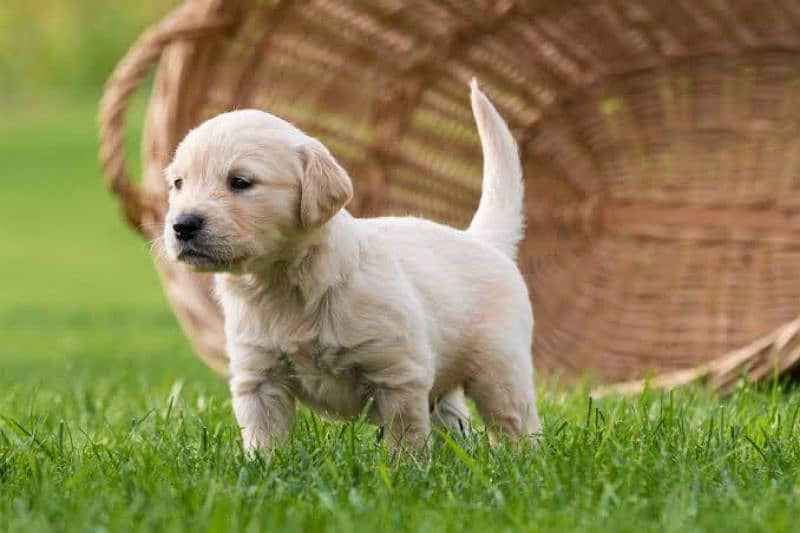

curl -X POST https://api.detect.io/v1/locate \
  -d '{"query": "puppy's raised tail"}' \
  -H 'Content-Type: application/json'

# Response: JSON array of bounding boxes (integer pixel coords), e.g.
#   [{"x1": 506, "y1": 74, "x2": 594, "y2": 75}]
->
[{"x1": 466, "y1": 79, "x2": 524, "y2": 260}]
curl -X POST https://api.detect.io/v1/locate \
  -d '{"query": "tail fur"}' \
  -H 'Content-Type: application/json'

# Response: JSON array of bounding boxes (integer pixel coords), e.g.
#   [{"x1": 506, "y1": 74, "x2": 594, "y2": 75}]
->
[{"x1": 466, "y1": 79, "x2": 524, "y2": 260}]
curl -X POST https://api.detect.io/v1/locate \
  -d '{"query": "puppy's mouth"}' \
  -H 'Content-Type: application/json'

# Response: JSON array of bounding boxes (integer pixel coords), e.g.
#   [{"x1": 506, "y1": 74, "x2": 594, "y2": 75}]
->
[{"x1": 176, "y1": 247, "x2": 243, "y2": 272}]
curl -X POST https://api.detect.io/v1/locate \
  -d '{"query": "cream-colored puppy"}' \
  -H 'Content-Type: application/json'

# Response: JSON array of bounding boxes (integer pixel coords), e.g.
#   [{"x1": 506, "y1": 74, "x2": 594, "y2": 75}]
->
[{"x1": 163, "y1": 80, "x2": 540, "y2": 452}]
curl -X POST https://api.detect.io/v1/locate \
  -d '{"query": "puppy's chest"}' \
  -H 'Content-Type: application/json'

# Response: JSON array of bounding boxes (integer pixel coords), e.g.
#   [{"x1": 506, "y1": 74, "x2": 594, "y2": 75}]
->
[
  {"x1": 281, "y1": 339, "x2": 368, "y2": 418},
  {"x1": 229, "y1": 293, "x2": 370, "y2": 418},
  {"x1": 287, "y1": 340, "x2": 352, "y2": 378}
]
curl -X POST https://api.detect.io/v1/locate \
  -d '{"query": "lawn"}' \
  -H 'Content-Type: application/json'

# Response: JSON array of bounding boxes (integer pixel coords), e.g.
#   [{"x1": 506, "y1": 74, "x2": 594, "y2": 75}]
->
[{"x1": 1, "y1": 101, "x2": 800, "y2": 532}]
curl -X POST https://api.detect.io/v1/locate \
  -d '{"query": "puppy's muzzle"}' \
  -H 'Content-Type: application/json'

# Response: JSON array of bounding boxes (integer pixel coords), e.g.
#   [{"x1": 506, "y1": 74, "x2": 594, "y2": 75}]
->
[{"x1": 173, "y1": 213, "x2": 205, "y2": 242}]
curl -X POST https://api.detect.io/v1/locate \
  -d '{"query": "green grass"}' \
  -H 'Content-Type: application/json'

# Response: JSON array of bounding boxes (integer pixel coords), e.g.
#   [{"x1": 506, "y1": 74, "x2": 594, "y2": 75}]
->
[{"x1": 2, "y1": 102, "x2": 800, "y2": 532}]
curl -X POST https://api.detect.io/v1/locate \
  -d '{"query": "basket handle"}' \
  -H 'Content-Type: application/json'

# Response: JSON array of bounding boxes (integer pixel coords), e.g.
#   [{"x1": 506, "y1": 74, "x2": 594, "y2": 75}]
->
[{"x1": 98, "y1": 4, "x2": 234, "y2": 234}]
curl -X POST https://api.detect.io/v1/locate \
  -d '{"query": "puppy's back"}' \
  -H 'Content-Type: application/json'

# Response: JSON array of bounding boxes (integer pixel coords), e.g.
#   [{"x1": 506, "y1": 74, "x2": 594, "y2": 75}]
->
[{"x1": 356, "y1": 215, "x2": 531, "y2": 353}]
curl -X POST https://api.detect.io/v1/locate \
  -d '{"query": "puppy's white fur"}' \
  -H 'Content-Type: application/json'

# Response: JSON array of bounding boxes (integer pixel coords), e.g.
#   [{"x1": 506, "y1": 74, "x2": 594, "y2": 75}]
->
[{"x1": 164, "y1": 80, "x2": 540, "y2": 451}]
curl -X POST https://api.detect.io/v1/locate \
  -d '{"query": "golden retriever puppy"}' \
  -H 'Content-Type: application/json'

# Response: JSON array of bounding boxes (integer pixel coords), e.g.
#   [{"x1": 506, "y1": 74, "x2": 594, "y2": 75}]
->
[{"x1": 163, "y1": 80, "x2": 540, "y2": 452}]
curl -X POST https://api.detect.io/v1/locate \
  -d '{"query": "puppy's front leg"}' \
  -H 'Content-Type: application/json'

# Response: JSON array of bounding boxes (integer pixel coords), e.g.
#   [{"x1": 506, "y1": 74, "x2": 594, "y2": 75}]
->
[
  {"x1": 361, "y1": 340, "x2": 433, "y2": 451},
  {"x1": 229, "y1": 346, "x2": 295, "y2": 453},
  {"x1": 374, "y1": 387, "x2": 431, "y2": 451}
]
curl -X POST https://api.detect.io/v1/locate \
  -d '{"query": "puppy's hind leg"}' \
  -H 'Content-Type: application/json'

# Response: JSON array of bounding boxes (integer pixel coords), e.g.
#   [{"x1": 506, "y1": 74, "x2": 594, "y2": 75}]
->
[
  {"x1": 431, "y1": 387, "x2": 472, "y2": 436},
  {"x1": 466, "y1": 366, "x2": 540, "y2": 441},
  {"x1": 464, "y1": 335, "x2": 541, "y2": 441}
]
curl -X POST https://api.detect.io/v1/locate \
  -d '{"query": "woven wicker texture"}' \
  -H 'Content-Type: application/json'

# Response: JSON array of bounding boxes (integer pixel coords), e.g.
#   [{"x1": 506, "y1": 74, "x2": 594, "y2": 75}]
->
[{"x1": 100, "y1": 0, "x2": 800, "y2": 386}]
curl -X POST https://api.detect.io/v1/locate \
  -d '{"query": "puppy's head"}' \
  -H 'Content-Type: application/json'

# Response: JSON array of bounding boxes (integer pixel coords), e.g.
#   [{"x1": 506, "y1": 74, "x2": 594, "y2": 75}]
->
[{"x1": 163, "y1": 110, "x2": 353, "y2": 272}]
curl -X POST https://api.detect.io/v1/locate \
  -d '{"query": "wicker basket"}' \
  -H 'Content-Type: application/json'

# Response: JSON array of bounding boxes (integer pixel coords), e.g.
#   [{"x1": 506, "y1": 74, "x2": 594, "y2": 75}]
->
[{"x1": 99, "y1": 0, "x2": 800, "y2": 392}]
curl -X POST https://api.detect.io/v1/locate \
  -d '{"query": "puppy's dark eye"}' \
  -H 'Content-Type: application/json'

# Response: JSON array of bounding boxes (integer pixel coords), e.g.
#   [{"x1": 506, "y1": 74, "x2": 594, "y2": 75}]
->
[
  {"x1": 228, "y1": 175, "x2": 253, "y2": 191},
  {"x1": 173, "y1": 178, "x2": 183, "y2": 191}
]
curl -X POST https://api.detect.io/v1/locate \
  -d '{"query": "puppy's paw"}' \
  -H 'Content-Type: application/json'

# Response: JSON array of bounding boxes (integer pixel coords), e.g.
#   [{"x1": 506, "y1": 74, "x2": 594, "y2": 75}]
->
[
  {"x1": 241, "y1": 426, "x2": 273, "y2": 456},
  {"x1": 431, "y1": 389, "x2": 472, "y2": 437}
]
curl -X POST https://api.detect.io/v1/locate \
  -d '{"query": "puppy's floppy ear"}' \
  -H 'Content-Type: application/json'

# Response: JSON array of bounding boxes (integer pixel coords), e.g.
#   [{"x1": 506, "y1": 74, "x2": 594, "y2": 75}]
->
[{"x1": 297, "y1": 140, "x2": 353, "y2": 227}]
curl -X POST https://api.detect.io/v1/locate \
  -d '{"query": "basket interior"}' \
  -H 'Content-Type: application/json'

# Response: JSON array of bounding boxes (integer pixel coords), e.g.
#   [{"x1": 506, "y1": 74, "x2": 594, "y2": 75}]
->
[{"x1": 140, "y1": 0, "x2": 800, "y2": 381}]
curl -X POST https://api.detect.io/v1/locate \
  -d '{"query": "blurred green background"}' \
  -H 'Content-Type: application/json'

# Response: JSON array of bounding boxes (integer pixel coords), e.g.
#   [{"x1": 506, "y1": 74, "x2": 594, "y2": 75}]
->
[
  {"x1": 1, "y1": 1, "x2": 177, "y2": 103},
  {"x1": 0, "y1": 0, "x2": 210, "y2": 389}
]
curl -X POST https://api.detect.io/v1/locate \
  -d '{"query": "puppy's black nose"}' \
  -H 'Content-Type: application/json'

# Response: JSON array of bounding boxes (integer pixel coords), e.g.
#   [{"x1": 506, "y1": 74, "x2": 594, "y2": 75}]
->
[{"x1": 173, "y1": 214, "x2": 204, "y2": 241}]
